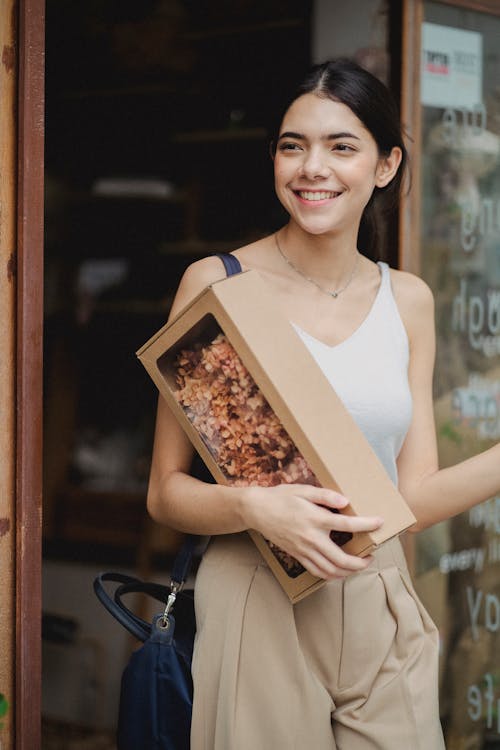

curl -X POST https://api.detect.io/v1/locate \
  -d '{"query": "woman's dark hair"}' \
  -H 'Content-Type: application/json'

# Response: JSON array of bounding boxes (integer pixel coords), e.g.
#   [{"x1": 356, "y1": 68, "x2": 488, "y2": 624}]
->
[{"x1": 271, "y1": 58, "x2": 409, "y2": 259}]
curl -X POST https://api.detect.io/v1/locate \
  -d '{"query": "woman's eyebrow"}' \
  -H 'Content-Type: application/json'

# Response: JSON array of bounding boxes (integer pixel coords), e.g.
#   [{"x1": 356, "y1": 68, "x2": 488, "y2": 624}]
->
[
  {"x1": 325, "y1": 131, "x2": 360, "y2": 141},
  {"x1": 277, "y1": 131, "x2": 361, "y2": 141},
  {"x1": 278, "y1": 131, "x2": 304, "y2": 141}
]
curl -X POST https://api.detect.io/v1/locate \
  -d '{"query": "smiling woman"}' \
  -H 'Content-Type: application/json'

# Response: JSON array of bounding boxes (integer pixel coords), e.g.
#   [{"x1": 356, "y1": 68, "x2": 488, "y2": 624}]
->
[
  {"x1": 273, "y1": 94, "x2": 401, "y2": 244},
  {"x1": 146, "y1": 58, "x2": 500, "y2": 750},
  {"x1": 270, "y1": 58, "x2": 407, "y2": 260}
]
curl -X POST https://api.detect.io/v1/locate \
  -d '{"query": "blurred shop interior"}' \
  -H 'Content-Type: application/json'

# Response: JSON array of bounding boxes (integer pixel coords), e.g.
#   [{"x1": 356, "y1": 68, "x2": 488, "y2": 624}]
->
[{"x1": 42, "y1": 0, "x2": 397, "y2": 744}]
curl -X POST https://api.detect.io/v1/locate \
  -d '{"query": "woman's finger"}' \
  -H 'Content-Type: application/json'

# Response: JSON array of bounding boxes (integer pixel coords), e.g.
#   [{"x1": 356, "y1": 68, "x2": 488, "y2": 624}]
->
[
  {"x1": 292, "y1": 486, "x2": 384, "y2": 533},
  {"x1": 322, "y1": 539, "x2": 376, "y2": 572},
  {"x1": 320, "y1": 510, "x2": 384, "y2": 534},
  {"x1": 291, "y1": 485, "x2": 349, "y2": 509},
  {"x1": 300, "y1": 548, "x2": 374, "y2": 580},
  {"x1": 299, "y1": 552, "x2": 345, "y2": 580},
  {"x1": 294, "y1": 530, "x2": 373, "y2": 574}
]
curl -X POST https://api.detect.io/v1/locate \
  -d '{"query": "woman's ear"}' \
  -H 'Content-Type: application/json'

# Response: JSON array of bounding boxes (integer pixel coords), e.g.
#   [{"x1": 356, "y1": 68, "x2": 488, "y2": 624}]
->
[
  {"x1": 375, "y1": 146, "x2": 402, "y2": 188},
  {"x1": 269, "y1": 141, "x2": 276, "y2": 161}
]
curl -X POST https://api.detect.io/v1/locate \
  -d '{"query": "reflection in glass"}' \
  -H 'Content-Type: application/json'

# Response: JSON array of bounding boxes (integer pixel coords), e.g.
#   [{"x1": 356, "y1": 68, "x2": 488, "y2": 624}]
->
[{"x1": 416, "y1": 3, "x2": 500, "y2": 748}]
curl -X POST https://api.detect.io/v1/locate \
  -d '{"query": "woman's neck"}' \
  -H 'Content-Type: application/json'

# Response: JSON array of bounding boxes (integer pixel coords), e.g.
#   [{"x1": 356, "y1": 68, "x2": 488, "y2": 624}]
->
[{"x1": 277, "y1": 222, "x2": 361, "y2": 286}]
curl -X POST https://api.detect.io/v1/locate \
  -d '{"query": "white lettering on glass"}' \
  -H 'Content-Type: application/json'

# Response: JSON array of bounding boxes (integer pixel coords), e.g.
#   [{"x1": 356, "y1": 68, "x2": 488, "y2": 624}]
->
[
  {"x1": 452, "y1": 281, "x2": 500, "y2": 357},
  {"x1": 467, "y1": 674, "x2": 500, "y2": 733}
]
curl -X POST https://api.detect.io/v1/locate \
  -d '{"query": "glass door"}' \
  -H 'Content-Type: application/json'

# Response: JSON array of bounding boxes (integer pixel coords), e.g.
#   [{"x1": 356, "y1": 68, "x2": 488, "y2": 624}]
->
[{"x1": 404, "y1": 2, "x2": 500, "y2": 747}]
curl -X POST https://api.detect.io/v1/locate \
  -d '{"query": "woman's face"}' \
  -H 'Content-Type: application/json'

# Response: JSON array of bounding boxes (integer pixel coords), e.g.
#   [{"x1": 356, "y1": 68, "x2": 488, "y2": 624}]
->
[{"x1": 273, "y1": 93, "x2": 400, "y2": 237}]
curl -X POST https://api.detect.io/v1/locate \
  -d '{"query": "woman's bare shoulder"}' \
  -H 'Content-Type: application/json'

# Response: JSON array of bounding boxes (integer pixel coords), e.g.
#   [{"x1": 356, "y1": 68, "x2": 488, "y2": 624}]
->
[
  {"x1": 181, "y1": 254, "x2": 229, "y2": 287},
  {"x1": 167, "y1": 255, "x2": 229, "y2": 320},
  {"x1": 387, "y1": 267, "x2": 435, "y2": 336},
  {"x1": 169, "y1": 235, "x2": 278, "y2": 320},
  {"x1": 232, "y1": 235, "x2": 276, "y2": 269},
  {"x1": 388, "y1": 267, "x2": 434, "y2": 308},
  {"x1": 180, "y1": 235, "x2": 272, "y2": 283}
]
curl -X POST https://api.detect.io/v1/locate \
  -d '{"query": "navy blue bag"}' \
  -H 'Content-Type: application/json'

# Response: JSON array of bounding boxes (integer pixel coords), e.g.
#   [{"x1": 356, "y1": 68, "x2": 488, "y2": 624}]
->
[{"x1": 93, "y1": 535, "x2": 197, "y2": 750}]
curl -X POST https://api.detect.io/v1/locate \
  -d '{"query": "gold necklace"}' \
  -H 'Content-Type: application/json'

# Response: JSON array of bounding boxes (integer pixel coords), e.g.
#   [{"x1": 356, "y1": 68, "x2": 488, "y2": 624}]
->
[{"x1": 274, "y1": 233, "x2": 360, "y2": 299}]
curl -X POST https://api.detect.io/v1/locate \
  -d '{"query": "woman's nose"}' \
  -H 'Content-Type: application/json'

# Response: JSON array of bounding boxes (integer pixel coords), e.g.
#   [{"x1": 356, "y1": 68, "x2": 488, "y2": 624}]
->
[{"x1": 300, "y1": 148, "x2": 330, "y2": 179}]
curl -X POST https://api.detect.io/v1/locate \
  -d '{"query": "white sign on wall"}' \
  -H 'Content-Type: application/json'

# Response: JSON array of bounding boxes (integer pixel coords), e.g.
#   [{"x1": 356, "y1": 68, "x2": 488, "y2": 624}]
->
[{"x1": 421, "y1": 23, "x2": 483, "y2": 109}]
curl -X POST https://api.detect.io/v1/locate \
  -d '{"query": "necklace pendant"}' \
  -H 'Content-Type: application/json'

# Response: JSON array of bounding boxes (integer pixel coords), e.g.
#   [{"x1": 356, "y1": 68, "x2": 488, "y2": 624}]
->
[{"x1": 331, "y1": 291, "x2": 338, "y2": 298}]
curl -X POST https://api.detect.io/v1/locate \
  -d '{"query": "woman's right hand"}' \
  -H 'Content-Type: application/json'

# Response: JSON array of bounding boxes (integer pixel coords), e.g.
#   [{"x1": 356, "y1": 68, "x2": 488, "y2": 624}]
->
[{"x1": 240, "y1": 483, "x2": 384, "y2": 581}]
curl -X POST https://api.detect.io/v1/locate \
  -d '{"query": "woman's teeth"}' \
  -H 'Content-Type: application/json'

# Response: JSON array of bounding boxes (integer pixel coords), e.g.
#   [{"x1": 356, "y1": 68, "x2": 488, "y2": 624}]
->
[{"x1": 297, "y1": 191, "x2": 339, "y2": 201}]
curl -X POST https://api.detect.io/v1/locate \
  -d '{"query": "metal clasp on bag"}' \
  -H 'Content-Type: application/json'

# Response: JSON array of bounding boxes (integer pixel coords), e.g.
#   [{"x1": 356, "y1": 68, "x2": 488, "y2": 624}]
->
[{"x1": 159, "y1": 580, "x2": 183, "y2": 629}]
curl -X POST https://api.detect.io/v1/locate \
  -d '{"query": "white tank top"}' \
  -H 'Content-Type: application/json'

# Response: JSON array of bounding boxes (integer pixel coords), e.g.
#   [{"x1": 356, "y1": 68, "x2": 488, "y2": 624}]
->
[{"x1": 292, "y1": 261, "x2": 412, "y2": 486}]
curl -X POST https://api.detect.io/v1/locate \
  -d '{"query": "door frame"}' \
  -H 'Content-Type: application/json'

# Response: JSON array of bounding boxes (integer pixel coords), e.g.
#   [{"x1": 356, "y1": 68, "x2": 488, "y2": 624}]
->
[
  {"x1": 15, "y1": 0, "x2": 45, "y2": 747},
  {"x1": 12, "y1": 0, "x2": 500, "y2": 745}
]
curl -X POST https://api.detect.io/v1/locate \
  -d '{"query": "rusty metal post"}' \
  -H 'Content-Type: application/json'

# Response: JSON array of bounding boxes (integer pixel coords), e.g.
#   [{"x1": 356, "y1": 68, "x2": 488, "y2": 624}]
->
[{"x1": 0, "y1": 2, "x2": 18, "y2": 748}]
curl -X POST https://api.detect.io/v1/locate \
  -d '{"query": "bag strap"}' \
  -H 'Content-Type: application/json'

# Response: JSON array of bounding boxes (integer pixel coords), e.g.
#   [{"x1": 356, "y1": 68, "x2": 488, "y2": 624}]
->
[
  {"x1": 171, "y1": 533, "x2": 198, "y2": 585},
  {"x1": 215, "y1": 252, "x2": 242, "y2": 276}
]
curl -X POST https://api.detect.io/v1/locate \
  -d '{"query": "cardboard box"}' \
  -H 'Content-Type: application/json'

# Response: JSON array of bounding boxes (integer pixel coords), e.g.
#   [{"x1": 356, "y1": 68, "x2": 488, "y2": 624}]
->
[{"x1": 137, "y1": 270, "x2": 416, "y2": 602}]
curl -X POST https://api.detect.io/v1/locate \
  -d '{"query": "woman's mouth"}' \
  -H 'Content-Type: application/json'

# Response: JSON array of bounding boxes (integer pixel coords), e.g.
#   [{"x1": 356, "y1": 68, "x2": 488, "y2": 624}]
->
[{"x1": 294, "y1": 190, "x2": 341, "y2": 203}]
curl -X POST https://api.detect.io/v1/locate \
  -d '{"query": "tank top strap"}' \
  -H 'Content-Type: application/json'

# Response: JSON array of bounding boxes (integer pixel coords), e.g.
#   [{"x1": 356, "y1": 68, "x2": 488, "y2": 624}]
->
[
  {"x1": 375, "y1": 261, "x2": 409, "y2": 358},
  {"x1": 377, "y1": 261, "x2": 397, "y2": 312},
  {"x1": 377, "y1": 260, "x2": 390, "y2": 287}
]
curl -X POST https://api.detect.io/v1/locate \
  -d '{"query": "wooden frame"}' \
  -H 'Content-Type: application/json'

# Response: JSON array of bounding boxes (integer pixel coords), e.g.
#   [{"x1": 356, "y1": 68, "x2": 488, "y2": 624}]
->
[
  {"x1": 15, "y1": 0, "x2": 45, "y2": 747},
  {"x1": 7, "y1": 0, "x2": 500, "y2": 744},
  {"x1": 0, "y1": 1, "x2": 18, "y2": 746}
]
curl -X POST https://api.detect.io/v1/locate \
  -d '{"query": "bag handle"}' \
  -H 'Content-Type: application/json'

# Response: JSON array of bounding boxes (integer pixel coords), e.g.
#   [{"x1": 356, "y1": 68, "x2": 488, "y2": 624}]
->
[
  {"x1": 94, "y1": 535, "x2": 198, "y2": 641},
  {"x1": 93, "y1": 572, "x2": 151, "y2": 641}
]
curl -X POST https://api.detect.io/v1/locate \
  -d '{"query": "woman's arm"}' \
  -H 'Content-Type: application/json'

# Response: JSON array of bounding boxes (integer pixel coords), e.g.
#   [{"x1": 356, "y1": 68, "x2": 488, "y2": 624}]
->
[
  {"x1": 395, "y1": 271, "x2": 500, "y2": 530},
  {"x1": 147, "y1": 255, "x2": 250, "y2": 534},
  {"x1": 147, "y1": 256, "x2": 383, "y2": 580}
]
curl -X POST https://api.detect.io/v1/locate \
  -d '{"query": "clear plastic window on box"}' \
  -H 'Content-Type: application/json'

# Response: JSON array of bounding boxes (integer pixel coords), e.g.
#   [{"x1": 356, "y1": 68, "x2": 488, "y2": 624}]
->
[{"x1": 158, "y1": 315, "x2": 351, "y2": 578}]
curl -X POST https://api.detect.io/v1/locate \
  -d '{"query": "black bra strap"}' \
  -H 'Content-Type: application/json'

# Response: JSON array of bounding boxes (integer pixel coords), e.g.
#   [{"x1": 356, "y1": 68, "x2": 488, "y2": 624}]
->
[{"x1": 215, "y1": 253, "x2": 242, "y2": 277}]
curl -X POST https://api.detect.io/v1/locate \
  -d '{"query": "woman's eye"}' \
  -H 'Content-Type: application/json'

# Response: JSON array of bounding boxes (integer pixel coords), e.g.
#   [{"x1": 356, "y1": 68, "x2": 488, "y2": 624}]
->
[
  {"x1": 333, "y1": 143, "x2": 355, "y2": 152},
  {"x1": 278, "y1": 142, "x2": 302, "y2": 152}
]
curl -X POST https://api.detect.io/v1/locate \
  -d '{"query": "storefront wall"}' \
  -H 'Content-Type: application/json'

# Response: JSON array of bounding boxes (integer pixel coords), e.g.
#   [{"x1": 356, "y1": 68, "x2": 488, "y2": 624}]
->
[{"x1": 403, "y1": 1, "x2": 500, "y2": 747}]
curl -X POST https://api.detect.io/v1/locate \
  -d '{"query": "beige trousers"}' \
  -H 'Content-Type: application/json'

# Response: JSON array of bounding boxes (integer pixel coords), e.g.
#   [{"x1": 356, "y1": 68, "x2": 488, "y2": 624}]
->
[{"x1": 191, "y1": 533, "x2": 445, "y2": 750}]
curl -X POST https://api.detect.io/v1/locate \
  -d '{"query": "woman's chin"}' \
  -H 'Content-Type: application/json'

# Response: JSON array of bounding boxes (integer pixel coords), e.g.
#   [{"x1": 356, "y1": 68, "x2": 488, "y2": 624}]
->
[{"x1": 288, "y1": 216, "x2": 343, "y2": 237}]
